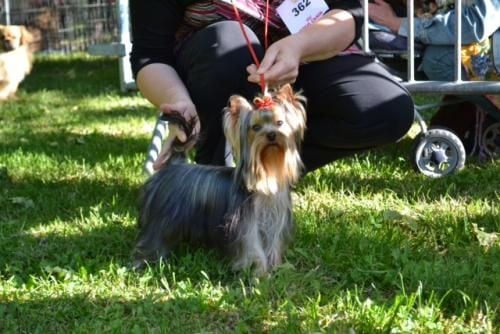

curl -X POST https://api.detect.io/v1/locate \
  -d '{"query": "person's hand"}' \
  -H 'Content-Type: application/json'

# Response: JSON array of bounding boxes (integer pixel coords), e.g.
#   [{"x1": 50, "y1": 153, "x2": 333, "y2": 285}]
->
[
  {"x1": 247, "y1": 36, "x2": 302, "y2": 87},
  {"x1": 153, "y1": 100, "x2": 200, "y2": 170},
  {"x1": 159, "y1": 100, "x2": 200, "y2": 142},
  {"x1": 369, "y1": 0, "x2": 403, "y2": 33}
]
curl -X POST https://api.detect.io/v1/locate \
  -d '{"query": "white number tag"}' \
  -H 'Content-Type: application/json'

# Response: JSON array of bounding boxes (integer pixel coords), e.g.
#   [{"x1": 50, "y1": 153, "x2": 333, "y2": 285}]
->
[{"x1": 276, "y1": 0, "x2": 329, "y2": 34}]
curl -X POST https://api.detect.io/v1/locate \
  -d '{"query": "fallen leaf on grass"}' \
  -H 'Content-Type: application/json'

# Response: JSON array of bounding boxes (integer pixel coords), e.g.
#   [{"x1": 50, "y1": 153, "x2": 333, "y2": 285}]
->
[
  {"x1": 383, "y1": 208, "x2": 420, "y2": 231},
  {"x1": 472, "y1": 223, "x2": 499, "y2": 250}
]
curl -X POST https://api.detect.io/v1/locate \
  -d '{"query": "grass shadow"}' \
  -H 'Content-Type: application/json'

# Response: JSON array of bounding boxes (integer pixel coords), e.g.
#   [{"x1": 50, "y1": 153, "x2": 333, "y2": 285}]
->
[
  {"x1": 1, "y1": 295, "x2": 266, "y2": 333},
  {"x1": 23, "y1": 55, "x2": 124, "y2": 97},
  {"x1": 0, "y1": 175, "x2": 142, "y2": 276},
  {"x1": 0, "y1": 130, "x2": 150, "y2": 166}
]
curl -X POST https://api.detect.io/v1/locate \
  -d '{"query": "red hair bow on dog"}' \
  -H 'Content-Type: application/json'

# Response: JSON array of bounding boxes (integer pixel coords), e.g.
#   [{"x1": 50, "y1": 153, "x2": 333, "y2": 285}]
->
[{"x1": 253, "y1": 95, "x2": 274, "y2": 110}]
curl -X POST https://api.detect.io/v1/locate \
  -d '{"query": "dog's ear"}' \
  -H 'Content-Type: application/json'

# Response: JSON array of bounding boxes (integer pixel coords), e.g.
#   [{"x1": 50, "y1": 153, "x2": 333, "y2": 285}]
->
[
  {"x1": 276, "y1": 83, "x2": 306, "y2": 109},
  {"x1": 20, "y1": 25, "x2": 33, "y2": 46},
  {"x1": 223, "y1": 95, "x2": 251, "y2": 164},
  {"x1": 226, "y1": 95, "x2": 252, "y2": 116},
  {"x1": 276, "y1": 84, "x2": 307, "y2": 139},
  {"x1": 277, "y1": 84, "x2": 295, "y2": 101},
  {"x1": 224, "y1": 95, "x2": 252, "y2": 125}
]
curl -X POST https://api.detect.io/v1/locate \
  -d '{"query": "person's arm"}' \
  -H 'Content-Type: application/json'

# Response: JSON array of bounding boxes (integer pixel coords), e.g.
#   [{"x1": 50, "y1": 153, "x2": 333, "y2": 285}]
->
[
  {"x1": 130, "y1": 0, "x2": 193, "y2": 109},
  {"x1": 130, "y1": 0, "x2": 199, "y2": 166},
  {"x1": 294, "y1": 9, "x2": 357, "y2": 62},
  {"x1": 247, "y1": 4, "x2": 362, "y2": 86},
  {"x1": 136, "y1": 64, "x2": 197, "y2": 125},
  {"x1": 130, "y1": 0, "x2": 180, "y2": 81},
  {"x1": 370, "y1": 0, "x2": 500, "y2": 45}
]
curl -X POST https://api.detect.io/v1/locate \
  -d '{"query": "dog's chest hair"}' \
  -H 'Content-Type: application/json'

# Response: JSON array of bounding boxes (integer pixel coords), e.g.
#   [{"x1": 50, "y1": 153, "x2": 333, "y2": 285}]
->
[{"x1": 245, "y1": 190, "x2": 291, "y2": 245}]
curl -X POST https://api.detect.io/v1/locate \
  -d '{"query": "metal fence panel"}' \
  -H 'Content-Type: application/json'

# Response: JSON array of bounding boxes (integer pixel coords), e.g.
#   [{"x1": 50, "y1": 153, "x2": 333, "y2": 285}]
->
[
  {"x1": 362, "y1": 0, "x2": 500, "y2": 95},
  {"x1": 0, "y1": 0, "x2": 118, "y2": 53}
]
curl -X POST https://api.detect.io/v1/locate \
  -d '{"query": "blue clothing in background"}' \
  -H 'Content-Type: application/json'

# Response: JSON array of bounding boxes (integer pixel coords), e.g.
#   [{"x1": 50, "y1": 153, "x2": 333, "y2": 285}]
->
[{"x1": 398, "y1": 0, "x2": 500, "y2": 45}]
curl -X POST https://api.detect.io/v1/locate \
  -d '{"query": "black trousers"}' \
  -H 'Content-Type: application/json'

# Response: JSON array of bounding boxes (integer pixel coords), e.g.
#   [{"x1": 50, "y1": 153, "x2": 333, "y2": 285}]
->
[{"x1": 175, "y1": 21, "x2": 415, "y2": 172}]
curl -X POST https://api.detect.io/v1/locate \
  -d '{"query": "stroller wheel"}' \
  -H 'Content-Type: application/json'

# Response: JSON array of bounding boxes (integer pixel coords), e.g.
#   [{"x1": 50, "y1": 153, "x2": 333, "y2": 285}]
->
[
  {"x1": 412, "y1": 128, "x2": 466, "y2": 178},
  {"x1": 481, "y1": 122, "x2": 500, "y2": 158}
]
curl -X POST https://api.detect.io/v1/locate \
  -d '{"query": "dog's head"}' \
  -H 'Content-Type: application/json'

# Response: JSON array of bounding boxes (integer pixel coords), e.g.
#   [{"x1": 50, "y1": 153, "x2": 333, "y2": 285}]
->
[
  {"x1": 0, "y1": 25, "x2": 33, "y2": 52},
  {"x1": 224, "y1": 84, "x2": 307, "y2": 194}
]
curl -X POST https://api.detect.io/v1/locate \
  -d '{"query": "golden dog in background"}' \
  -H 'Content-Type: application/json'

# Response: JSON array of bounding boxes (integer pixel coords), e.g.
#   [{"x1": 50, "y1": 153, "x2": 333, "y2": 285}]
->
[{"x1": 0, "y1": 25, "x2": 34, "y2": 101}]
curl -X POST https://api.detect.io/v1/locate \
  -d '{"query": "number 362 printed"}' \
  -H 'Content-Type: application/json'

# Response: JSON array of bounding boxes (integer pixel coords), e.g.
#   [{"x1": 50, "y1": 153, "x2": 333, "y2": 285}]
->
[{"x1": 291, "y1": 0, "x2": 311, "y2": 16}]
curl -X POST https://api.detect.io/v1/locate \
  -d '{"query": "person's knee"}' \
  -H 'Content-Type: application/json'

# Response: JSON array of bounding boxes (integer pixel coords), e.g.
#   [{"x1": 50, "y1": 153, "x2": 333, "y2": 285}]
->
[
  {"x1": 382, "y1": 91, "x2": 415, "y2": 142},
  {"x1": 212, "y1": 21, "x2": 259, "y2": 44},
  {"x1": 181, "y1": 21, "x2": 262, "y2": 79},
  {"x1": 210, "y1": 22, "x2": 263, "y2": 82},
  {"x1": 396, "y1": 94, "x2": 415, "y2": 140}
]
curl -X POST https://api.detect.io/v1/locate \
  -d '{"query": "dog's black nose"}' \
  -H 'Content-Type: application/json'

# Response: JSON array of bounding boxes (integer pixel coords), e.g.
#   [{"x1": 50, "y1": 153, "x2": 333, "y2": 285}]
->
[{"x1": 267, "y1": 132, "x2": 276, "y2": 142}]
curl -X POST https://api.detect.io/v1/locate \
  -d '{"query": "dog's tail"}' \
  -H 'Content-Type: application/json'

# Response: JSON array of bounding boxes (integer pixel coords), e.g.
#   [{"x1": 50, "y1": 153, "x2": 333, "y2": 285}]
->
[{"x1": 152, "y1": 113, "x2": 197, "y2": 170}]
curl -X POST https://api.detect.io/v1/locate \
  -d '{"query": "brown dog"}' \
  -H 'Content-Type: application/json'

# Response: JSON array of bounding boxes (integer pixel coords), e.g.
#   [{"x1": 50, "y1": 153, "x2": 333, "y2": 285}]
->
[{"x1": 0, "y1": 25, "x2": 34, "y2": 101}]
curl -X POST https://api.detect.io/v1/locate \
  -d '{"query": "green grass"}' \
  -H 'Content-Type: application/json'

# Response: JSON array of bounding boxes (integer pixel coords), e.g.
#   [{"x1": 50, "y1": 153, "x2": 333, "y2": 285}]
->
[{"x1": 1, "y1": 54, "x2": 499, "y2": 333}]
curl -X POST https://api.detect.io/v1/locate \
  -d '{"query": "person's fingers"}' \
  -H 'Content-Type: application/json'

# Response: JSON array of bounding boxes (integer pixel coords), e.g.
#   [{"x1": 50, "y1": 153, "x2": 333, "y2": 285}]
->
[
  {"x1": 257, "y1": 47, "x2": 279, "y2": 74},
  {"x1": 193, "y1": 119, "x2": 201, "y2": 135},
  {"x1": 160, "y1": 102, "x2": 188, "y2": 119},
  {"x1": 153, "y1": 103, "x2": 200, "y2": 170},
  {"x1": 159, "y1": 103, "x2": 195, "y2": 142},
  {"x1": 249, "y1": 70, "x2": 297, "y2": 86},
  {"x1": 172, "y1": 124, "x2": 187, "y2": 142},
  {"x1": 246, "y1": 63, "x2": 258, "y2": 75},
  {"x1": 268, "y1": 60, "x2": 299, "y2": 83},
  {"x1": 250, "y1": 59, "x2": 298, "y2": 85},
  {"x1": 247, "y1": 64, "x2": 263, "y2": 84},
  {"x1": 247, "y1": 74, "x2": 260, "y2": 84},
  {"x1": 263, "y1": 61, "x2": 285, "y2": 80}
]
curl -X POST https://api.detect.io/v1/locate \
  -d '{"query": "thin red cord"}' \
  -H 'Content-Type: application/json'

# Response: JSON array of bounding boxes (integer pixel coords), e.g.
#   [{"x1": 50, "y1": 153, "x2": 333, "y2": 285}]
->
[
  {"x1": 232, "y1": 1, "x2": 269, "y2": 94},
  {"x1": 264, "y1": 0, "x2": 269, "y2": 50}
]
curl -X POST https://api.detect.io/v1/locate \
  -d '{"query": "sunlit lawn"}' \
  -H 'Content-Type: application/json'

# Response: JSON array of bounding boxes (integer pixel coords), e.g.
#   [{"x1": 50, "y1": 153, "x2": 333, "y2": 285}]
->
[{"x1": 0, "y1": 54, "x2": 498, "y2": 333}]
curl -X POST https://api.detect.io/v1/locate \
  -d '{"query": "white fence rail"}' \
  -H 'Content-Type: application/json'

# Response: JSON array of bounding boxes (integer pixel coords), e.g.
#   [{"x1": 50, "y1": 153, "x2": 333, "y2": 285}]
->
[{"x1": 362, "y1": 0, "x2": 500, "y2": 95}]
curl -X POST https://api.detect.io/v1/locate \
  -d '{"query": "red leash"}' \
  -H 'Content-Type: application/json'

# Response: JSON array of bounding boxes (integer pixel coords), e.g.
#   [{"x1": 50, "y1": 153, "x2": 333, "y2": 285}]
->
[{"x1": 232, "y1": 0, "x2": 270, "y2": 95}]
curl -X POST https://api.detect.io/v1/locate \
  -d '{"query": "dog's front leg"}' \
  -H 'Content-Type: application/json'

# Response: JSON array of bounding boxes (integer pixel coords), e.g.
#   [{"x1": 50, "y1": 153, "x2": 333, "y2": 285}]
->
[
  {"x1": 232, "y1": 222, "x2": 268, "y2": 275},
  {"x1": 267, "y1": 241, "x2": 283, "y2": 269}
]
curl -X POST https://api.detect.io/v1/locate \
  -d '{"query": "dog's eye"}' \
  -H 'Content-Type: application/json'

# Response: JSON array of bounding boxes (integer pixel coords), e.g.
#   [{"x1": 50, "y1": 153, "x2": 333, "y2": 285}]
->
[
  {"x1": 252, "y1": 124, "x2": 262, "y2": 132},
  {"x1": 276, "y1": 120, "x2": 283, "y2": 127}
]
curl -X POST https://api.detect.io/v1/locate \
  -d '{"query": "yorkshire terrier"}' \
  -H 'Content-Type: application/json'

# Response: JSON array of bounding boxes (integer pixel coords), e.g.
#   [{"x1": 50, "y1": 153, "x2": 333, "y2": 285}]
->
[{"x1": 134, "y1": 84, "x2": 306, "y2": 275}]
